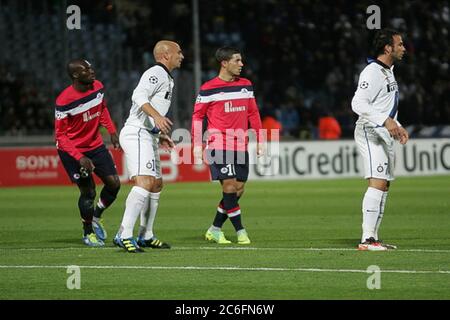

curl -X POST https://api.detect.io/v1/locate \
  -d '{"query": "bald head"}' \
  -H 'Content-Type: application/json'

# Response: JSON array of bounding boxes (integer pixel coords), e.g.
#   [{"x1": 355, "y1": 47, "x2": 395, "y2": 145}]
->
[
  {"x1": 152, "y1": 40, "x2": 184, "y2": 72},
  {"x1": 67, "y1": 59, "x2": 91, "y2": 80},
  {"x1": 153, "y1": 40, "x2": 178, "y2": 61}
]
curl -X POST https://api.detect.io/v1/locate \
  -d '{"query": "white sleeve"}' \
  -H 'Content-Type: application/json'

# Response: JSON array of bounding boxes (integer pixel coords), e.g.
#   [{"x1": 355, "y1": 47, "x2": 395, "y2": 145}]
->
[
  {"x1": 131, "y1": 68, "x2": 164, "y2": 108},
  {"x1": 351, "y1": 67, "x2": 388, "y2": 126}
]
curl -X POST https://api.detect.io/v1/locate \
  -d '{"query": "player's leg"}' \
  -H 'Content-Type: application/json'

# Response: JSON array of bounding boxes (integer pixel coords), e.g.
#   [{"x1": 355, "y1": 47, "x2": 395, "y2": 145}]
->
[
  {"x1": 76, "y1": 176, "x2": 105, "y2": 247},
  {"x1": 355, "y1": 125, "x2": 391, "y2": 251},
  {"x1": 229, "y1": 180, "x2": 251, "y2": 244},
  {"x1": 233, "y1": 151, "x2": 251, "y2": 244},
  {"x1": 374, "y1": 142, "x2": 396, "y2": 249},
  {"x1": 375, "y1": 181, "x2": 389, "y2": 239},
  {"x1": 208, "y1": 178, "x2": 244, "y2": 231},
  {"x1": 136, "y1": 136, "x2": 170, "y2": 248},
  {"x1": 57, "y1": 149, "x2": 103, "y2": 247},
  {"x1": 137, "y1": 177, "x2": 171, "y2": 249},
  {"x1": 363, "y1": 177, "x2": 388, "y2": 241},
  {"x1": 94, "y1": 175, "x2": 120, "y2": 219},
  {"x1": 89, "y1": 146, "x2": 121, "y2": 241},
  {"x1": 114, "y1": 127, "x2": 155, "y2": 252},
  {"x1": 204, "y1": 149, "x2": 232, "y2": 244}
]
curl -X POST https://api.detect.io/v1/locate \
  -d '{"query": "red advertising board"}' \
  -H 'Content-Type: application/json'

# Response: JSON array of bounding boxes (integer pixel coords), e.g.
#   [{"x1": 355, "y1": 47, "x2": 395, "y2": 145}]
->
[{"x1": 0, "y1": 146, "x2": 211, "y2": 187}]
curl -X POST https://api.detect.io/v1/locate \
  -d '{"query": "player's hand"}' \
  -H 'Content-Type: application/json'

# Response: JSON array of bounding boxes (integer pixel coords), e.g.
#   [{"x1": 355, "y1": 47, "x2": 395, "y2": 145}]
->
[
  {"x1": 398, "y1": 127, "x2": 409, "y2": 145},
  {"x1": 384, "y1": 117, "x2": 401, "y2": 141},
  {"x1": 79, "y1": 156, "x2": 95, "y2": 175},
  {"x1": 159, "y1": 133, "x2": 175, "y2": 151},
  {"x1": 110, "y1": 133, "x2": 121, "y2": 149},
  {"x1": 193, "y1": 146, "x2": 203, "y2": 165},
  {"x1": 257, "y1": 142, "x2": 265, "y2": 157},
  {"x1": 154, "y1": 115, "x2": 173, "y2": 135}
]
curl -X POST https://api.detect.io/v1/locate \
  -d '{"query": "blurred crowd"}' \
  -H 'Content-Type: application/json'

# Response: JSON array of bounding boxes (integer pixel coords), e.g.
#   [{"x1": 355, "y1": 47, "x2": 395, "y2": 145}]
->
[{"x1": 0, "y1": 0, "x2": 449, "y2": 138}]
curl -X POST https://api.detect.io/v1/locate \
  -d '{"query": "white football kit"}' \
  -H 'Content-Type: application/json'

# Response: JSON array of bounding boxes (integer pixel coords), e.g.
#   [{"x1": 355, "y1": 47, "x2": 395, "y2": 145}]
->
[
  {"x1": 352, "y1": 59, "x2": 401, "y2": 181},
  {"x1": 120, "y1": 63, "x2": 174, "y2": 178}
]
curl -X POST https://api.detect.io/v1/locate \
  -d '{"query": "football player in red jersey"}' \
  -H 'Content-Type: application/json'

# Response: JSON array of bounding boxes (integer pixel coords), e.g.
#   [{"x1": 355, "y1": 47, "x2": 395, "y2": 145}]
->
[
  {"x1": 192, "y1": 47, "x2": 264, "y2": 244},
  {"x1": 55, "y1": 59, "x2": 120, "y2": 247}
]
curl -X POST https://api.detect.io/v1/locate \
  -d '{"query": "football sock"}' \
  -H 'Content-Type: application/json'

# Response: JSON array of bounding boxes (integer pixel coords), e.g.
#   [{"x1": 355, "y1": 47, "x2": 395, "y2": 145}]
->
[
  {"x1": 78, "y1": 194, "x2": 95, "y2": 236},
  {"x1": 94, "y1": 185, "x2": 119, "y2": 218},
  {"x1": 361, "y1": 187, "x2": 384, "y2": 242},
  {"x1": 212, "y1": 199, "x2": 228, "y2": 228},
  {"x1": 139, "y1": 192, "x2": 160, "y2": 240},
  {"x1": 374, "y1": 191, "x2": 388, "y2": 240},
  {"x1": 223, "y1": 192, "x2": 244, "y2": 232},
  {"x1": 119, "y1": 186, "x2": 150, "y2": 239}
]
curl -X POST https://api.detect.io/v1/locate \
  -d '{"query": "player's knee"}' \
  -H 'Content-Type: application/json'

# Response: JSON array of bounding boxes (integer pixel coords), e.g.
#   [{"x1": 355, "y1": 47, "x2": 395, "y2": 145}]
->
[
  {"x1": 135, "y1": 175, "x2": 155, "y2": 192},
  {"x1": 368, "y1": 178, "x2": 388, "y2": 191},
  {"x1": 151, "y1": 179, "x2": 163, "y2": 193},
  {"x1": 106, "y1": 175, "x2": 121, "y2": 194},
  {"x1": 222, "y1": 182, "x2": 237, "y2": 193}
]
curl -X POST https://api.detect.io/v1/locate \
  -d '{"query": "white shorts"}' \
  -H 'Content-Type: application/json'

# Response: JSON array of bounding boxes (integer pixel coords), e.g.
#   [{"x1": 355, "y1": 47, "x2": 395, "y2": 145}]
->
[
  {"x1": 354, "y1": 124, "x2": 395, "y2": 181},
  {"x1": 119, "y1": 125, "x2": 161, "y2": 179}
]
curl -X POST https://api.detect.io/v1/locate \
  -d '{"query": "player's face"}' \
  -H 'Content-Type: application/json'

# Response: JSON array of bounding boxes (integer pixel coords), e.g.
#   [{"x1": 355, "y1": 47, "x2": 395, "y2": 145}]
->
[
  {"x1": 168, "y1": 44, "x2": 184, "y2": 70},
  {"x1": 225, "y1": 54, "x2": 244, "y2": 77},
  {"x1": 390, "y1": 35, "x2": 406, "y2": 61},
  {"x1": 76, "y1": 62, "x2": 96, "y2": 84}
]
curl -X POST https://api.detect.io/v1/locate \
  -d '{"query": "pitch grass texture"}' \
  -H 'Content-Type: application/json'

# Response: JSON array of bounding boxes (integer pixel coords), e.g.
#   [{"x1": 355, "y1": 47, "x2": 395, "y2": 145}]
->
[{"x1": 0, "y1": 176, "x2": 449, "y2": 299}]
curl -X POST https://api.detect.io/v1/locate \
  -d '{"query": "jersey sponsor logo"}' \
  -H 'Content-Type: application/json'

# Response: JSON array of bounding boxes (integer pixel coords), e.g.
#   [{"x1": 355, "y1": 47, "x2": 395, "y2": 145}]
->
[
  {"x1": 82, "y1": 110, "x2": 101, "y2": 122},
  {"x1": 224, "y1": 101, "x2": 246, "y2": 113},
  {"x1": 387, "y1": 81, "x2": 398, "y2": 92},
  {"x1": 360, "y1": 81, "x2": 369, "y2": 89},
  {"x1": 149, "y1": 76, "x2": 159, "y2": 84},
  {"x1": 164, "y1": 91, "x2": 172, "y2": 101},
  {"x1": 55, "y1": 110, "x2": 67, "y2": 120}
]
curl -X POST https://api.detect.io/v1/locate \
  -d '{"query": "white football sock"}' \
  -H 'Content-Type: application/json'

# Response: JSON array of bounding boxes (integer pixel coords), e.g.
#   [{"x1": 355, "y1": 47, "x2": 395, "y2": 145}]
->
[
  {"x1": 139, "y1": 192, "x2": 161, "y2": 240},
  {"x1": 361, "y1": 187, "x2": 384, "y2": 242},
  {"x1": 374, "y1": 191, "x2": 388, "y2": 240},
  {"x1": 119, "y1": 186, "x2": 150, "y2": 239}
]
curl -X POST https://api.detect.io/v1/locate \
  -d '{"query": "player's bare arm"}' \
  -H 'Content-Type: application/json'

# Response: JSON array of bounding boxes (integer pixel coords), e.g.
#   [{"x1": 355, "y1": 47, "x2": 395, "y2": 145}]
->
[
  {"x1": 141, "y1": 102, "x2": 173, "y2": 134},
  {"x1": 398, "y1": 126, "x2": 409, "y2": 145},
  {"x1": 384, "y1": 117, "x2": 401, "y2": 140},
  {"x1": 110, "y1": 133, "x2": 120, "y2": 149},
  {"x1": 159, "y1": 133, "x2": 175, "y2": 151}
]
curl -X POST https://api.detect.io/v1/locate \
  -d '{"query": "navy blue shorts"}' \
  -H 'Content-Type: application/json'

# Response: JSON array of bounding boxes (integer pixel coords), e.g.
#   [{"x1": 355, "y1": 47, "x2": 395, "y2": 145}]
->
[
  {"x1": 58, "y1": 145, "x2": 117, "y2": 183},
  {"x1": 206, "y1": 150, "x2": 249, "y2": 182}
]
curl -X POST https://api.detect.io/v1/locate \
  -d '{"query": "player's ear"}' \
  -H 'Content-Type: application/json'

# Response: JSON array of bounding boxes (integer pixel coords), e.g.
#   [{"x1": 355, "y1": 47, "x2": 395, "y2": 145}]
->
[{"x1": 221, "y1": 60, "x2": 228, "y2": 69}]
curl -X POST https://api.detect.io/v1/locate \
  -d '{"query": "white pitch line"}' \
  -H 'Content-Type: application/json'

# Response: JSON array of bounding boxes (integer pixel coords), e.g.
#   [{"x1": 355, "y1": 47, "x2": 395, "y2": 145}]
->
[
  {"x1": 0, "y1": 246, "x2": 449, "y2": 253},
  {"x1": 0, "y1": 265, "x2": 449, "y2": 274}
]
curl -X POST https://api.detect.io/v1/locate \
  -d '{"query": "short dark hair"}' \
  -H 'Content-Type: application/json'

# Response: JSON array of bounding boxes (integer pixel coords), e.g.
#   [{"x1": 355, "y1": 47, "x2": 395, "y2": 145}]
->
[
  {"x1": 372, "y1": 28, "x2": 401, "y2": 56},
  {"x1": 215, "y1": 46, "x2": 241, "y2": 63}
]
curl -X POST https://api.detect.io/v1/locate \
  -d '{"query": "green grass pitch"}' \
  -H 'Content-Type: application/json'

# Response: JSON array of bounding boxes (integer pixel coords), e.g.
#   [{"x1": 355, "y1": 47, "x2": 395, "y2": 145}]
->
[{"x1": 0, "y1": 176, "x2": 449, "y2": 299}]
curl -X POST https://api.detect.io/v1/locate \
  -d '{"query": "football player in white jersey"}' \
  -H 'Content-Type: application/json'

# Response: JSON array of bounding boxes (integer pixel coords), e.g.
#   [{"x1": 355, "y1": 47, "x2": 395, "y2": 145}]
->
[
  {"x1": 352, "y1": 29, "x2": 409, "y2": 251},
  {"x1": 114, "y1": 40, "x2": 184, "y2": 252}
]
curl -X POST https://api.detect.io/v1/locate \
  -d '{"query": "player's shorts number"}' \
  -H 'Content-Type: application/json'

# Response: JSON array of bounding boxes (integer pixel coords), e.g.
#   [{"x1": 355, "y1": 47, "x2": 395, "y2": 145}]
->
[{"x1": 226, "y1": 164, "x2": 236, "y2": 176}]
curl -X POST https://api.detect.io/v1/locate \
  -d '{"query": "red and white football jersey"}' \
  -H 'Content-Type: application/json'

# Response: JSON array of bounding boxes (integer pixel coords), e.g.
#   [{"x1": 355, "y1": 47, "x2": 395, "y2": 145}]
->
[
  {"x1": 191, "y1": 77, "x2": 262, "y2": 151},
  {"x1": 55, "y1": 80, "x2": 116, "y2": 160}
]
